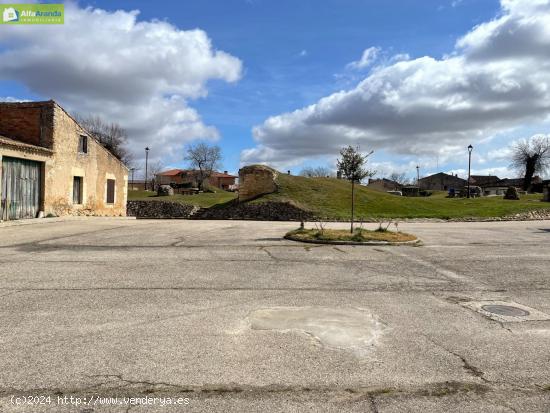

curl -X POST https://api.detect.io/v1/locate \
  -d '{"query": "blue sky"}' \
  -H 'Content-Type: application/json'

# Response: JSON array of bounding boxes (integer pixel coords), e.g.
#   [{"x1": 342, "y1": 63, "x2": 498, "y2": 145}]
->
[{"x1": 1, "y1": 0, "x2": 550, "y2": 179}]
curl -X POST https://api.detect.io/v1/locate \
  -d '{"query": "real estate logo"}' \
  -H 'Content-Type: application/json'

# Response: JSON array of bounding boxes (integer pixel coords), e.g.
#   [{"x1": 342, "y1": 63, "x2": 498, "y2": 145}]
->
[{"x1": 1, "y1": 4, "x2": 64, "y2": 24}]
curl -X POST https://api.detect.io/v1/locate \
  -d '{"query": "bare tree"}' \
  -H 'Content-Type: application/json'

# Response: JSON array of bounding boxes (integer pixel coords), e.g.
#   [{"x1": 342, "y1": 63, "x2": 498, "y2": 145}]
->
[
  {"x1": 184, "y1": 142, "x2": 222, "y2": 190},
  {"x1": 336, "y1": 146, "x2": 376, "y2": 233},
  {"x1": 388, "y1": 172, "x2": 410, "y2": 186},
  {"x1": 76, "y1": 114, "x2": 134, "y2": 166},
  {"x1": 299, "y1": 166, "x2": 334, "y2": 178},
  {"x1": 510, "y1": 136, "x2": 550, "y2": 191},
  {"x1": 147, "y1": 160, "x2": 164, "y2": 191}
]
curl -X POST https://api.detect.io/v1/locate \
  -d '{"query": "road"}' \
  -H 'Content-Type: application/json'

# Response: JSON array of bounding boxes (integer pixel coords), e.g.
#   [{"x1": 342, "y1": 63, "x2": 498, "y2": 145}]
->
[{"x1": 0, "y1": 218, "x2": 549, "y2": 412}]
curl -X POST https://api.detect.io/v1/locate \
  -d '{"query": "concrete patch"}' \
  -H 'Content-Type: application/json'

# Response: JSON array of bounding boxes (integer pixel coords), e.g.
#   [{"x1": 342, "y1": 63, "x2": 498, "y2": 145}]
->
[
  {"x1": 462, "y1": 300, "x2": 550, "y2": 323},
  {"x1": 248, "y1": 306, "x2": 385, "y2": 356}
]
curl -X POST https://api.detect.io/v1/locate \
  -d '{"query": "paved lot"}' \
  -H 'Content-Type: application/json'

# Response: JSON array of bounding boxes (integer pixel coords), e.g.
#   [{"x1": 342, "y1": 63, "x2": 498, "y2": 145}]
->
[{"x1": 0, "y1": 218, "x2": 549, "y2": 412}]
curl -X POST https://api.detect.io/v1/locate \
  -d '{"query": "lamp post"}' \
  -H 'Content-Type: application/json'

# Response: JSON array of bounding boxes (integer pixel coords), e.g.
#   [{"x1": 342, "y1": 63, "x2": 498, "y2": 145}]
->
[
  {"x1": 467, "y1": 144, "x2": 473, "y2": 198},
  {"x1": 144, "y1": 147, "x2": 150, "y2": 191},
  {"x1": 130, "y1": 168, "x2": 135, "y2": 190},
  {"x1": 416, "y1": 165, "x2": 420, "y2": 187}
]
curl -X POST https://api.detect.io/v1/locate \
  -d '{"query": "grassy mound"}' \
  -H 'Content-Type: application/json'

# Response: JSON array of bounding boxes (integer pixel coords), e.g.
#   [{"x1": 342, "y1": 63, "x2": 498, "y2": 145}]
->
[
  {"x1": 286, "y1": 227, "x2": 417, "y2": 244},
  {"x1": 256, "y1": 174, "x2": 549, "y2": 220}
]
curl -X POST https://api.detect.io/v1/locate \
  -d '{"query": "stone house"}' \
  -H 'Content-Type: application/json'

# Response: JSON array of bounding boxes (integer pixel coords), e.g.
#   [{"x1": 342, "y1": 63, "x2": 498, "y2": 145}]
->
[
  {"x1": 0, "y1": 100, "x2": 128, "y2": 220},
  {"x1": 418, "y1": 172, "x2": 466, "y2": 191},
  {"x1": 156, "y1": 169, "x2": 237, "y2": 190},
  {"x1": 367, "y1": 178, "x2": 401, "y2": 192}
]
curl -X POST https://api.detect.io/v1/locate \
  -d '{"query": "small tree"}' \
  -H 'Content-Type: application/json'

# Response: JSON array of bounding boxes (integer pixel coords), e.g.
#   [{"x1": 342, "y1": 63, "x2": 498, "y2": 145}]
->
[
  {"x1": 510, "y1": 135, "x2": 550, "y2": 191},
  {"x1": 337, "y1": 146, "x2": 376, "y2": 233},
  {"x1": 184, "y1": 142, "x2": 222, "y2": 191}
]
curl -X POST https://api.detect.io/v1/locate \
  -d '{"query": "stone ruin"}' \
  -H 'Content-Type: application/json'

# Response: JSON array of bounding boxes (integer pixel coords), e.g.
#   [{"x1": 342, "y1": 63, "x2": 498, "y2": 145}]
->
[{"x1": 238, "y1": 165, "x2": 278, "y2": 202}]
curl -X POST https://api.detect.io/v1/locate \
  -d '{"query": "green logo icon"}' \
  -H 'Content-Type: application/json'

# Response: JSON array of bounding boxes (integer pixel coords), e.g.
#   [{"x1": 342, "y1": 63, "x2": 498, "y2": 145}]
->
[{"x1": 1, "y1": 4, "x2": 64, "y2": 24}]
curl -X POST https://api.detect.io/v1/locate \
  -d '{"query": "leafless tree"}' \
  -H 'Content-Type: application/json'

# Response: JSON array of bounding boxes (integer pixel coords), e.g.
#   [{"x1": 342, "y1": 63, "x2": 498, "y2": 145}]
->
[
  {"x1": 389, "y1": 172, "x2": 410, "y2": 186},
  {"x1": 184, "y1": 142, "x2": 222, "y2": 190},
  {"x1": 510, "y1": 136, "x2": 550, "y2": 190},
  {"x1": 299, "y1": 166, "x2": 334, "y2": 178},
  {"x1": 147, "y1": 160, "x2": 164, "y2": 191},
  {"x1": 76, "y1": 114, "x2": 134, "y2": 166}
]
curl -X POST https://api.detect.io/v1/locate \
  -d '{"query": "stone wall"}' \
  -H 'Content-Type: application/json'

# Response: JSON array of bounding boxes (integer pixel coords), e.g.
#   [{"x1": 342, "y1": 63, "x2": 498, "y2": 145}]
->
[
  {"x1": 44, "y1": 103, "x2": 128, "y2": 217},
  {"x1": 194, "y1": 201, "x2": 313, "y2": 221},
  {"x1": 127, "y1": 200, "x2": 199, "y2": 218},
  {"x1": 238, "y1": 165, "x2": 278, "y2": 202}
]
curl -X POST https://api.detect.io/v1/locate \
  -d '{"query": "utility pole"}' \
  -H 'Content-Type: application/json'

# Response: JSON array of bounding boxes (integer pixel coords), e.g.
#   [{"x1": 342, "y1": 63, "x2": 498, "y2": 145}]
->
[{"x1": 144, "y1": 147, "x2": 150, "y2": 191}]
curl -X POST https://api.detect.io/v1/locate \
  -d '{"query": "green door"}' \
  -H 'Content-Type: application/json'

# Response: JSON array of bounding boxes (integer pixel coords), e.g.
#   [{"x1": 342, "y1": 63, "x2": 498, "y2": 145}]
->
[{"x1": 1, "y1": 157, "x2": 42, "y2": 220}]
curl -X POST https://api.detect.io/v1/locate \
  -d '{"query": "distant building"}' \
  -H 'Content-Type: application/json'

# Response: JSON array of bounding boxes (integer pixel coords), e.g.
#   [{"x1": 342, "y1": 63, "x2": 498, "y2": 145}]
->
[
  {"x1": 367, "y1": 178, "x2": 401, "y2": 192},
  {"x1": 418, "y1": 172, "x2": 466, "y2": 191},
  {"x1": 156, "y1": 169, "x2": 237, "y2": 190},
  {"x1": 469, "y1": 175, "x2": 501, "y2": 187},
  {"x1": 127, "y1": 179, "x2": 147, "y2": 191},
  {"x1": 483, "y1": 176, "x2": 544, "y2": 194}
]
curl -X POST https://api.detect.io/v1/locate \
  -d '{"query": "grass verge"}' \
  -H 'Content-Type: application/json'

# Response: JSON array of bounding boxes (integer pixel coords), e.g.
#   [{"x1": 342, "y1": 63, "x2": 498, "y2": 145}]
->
[
  {"x1": 128, "y1": 190, "x2": 237, "y2": 208},
  {"x1": 285, "y1": 227, "x2": 418, "y2": 244}
]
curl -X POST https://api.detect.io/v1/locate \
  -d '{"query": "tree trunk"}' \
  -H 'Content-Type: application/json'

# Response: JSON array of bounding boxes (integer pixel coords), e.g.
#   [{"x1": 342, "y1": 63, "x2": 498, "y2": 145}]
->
[
  {"x1": 350, "y1": 180, "x2": 355, "y2": 234},
  {"x1": 523, "y1": 157, "x2": 537, "y2": 191}
]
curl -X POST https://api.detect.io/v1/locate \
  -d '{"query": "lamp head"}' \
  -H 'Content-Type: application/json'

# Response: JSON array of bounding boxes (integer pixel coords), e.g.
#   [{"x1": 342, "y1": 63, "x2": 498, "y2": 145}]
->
[{"x1": 468, "y1": 144, "x2": 473, "y2": 153}]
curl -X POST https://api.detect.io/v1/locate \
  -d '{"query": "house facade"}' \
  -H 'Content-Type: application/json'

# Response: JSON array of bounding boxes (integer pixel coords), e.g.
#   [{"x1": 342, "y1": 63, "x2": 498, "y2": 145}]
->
[
  {"x1": 0, "y1": 101, "x2": 128, "y2": 220},
  {"x1": 156, "y1": 169, "x2": 237, "y2": 190},
  {"x1": 418, "y1": 172, "x2": 466, "y2": 191},
  {"x1": 367, "y1": 178, "x2": 401, "y2": 192}
]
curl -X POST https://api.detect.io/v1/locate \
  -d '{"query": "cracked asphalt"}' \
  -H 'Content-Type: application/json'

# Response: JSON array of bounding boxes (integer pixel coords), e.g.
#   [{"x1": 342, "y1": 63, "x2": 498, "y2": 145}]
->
[{"x1": 0, "y1": 218, "x2": 549, "y2": 412}]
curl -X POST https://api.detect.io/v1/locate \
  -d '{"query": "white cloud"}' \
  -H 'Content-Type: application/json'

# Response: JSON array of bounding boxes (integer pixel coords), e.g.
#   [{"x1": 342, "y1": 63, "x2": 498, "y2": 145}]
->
[
  {"x1": 346, "y1": 47, "x2": 380, "y2": 70},
  {"x1": 0, "y1": 3, "x2": 242, "y2": 165},
  {"x1": 243, "y1": 0, "x2": 550, "y2": 168}
]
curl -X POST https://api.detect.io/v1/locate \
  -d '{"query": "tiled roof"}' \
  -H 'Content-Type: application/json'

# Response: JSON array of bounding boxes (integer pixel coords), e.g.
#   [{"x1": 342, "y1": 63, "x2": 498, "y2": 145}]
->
[{"x1": 157, "y1": 169, "x2": 185, "y2": 176}]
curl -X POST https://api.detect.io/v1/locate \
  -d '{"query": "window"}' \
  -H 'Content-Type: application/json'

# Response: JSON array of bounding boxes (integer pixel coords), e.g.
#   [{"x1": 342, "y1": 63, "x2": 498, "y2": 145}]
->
[
  {"x1": 73, "y1": 177, "x2": 83, "y2": 204},
  {"x1": 78, "y1": 135, "x2": 88, "y2": 154},
  {"x1": 106, "y1": 179, "x2": 115, "y2": 204}
]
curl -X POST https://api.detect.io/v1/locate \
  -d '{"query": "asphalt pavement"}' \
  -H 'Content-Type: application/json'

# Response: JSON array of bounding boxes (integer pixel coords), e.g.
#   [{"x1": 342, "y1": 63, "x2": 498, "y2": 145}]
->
[{"x1": 0, "y1": 218, "x2": 549, "y2": 412}]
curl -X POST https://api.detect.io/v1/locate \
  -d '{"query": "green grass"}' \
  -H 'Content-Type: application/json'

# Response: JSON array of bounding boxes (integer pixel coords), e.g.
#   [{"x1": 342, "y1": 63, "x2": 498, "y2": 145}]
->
[
  {"x1": 255, "y1": 173, "x2": 549, "y2": 220},
  {"x1": 128, "y1": 190, "x2": 237, "y2": 208}
]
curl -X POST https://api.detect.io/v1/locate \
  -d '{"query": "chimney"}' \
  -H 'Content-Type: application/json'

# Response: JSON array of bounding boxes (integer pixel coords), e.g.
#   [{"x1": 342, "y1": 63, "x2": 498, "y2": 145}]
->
[{"x1": 224, "y1": 170, "x2": 228, "y2": 175}]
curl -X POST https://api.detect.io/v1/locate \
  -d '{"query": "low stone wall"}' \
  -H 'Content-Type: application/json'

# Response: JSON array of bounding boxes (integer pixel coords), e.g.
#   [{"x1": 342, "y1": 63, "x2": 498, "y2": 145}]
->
[
  {"x1": 194, "y1": 201, "x2": 313, "y2": 221},
  {"x1": 127, "y1": 200, "x2": 199, "y2": 219}
]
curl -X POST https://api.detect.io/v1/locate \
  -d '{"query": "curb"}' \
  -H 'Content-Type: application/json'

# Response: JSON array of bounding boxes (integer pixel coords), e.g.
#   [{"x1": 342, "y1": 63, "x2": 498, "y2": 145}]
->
[{"x1": 283, "y1": 235, "x2": 421, "y2": 246}]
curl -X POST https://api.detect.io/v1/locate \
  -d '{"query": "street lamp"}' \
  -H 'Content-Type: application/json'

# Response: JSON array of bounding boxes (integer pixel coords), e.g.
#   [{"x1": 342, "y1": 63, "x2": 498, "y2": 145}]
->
[
  {"x1": 416, "y1": 165, "x2": 420, "y2": 187},
  {"x1": 467, "y1": 144, "x2": 473, "y2": 198},
  {"x1": 130, "y1": 167, "x2": 135, "y2": 190},
  {"x1": 144, "y1": 147, "x2": 150, "y2": 191}
]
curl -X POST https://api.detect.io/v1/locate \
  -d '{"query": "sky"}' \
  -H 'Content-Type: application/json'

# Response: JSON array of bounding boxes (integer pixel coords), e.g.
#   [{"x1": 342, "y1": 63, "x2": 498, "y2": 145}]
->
[{"x1": 1, "y1": 0, "x2": 550, "y2": 180}]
